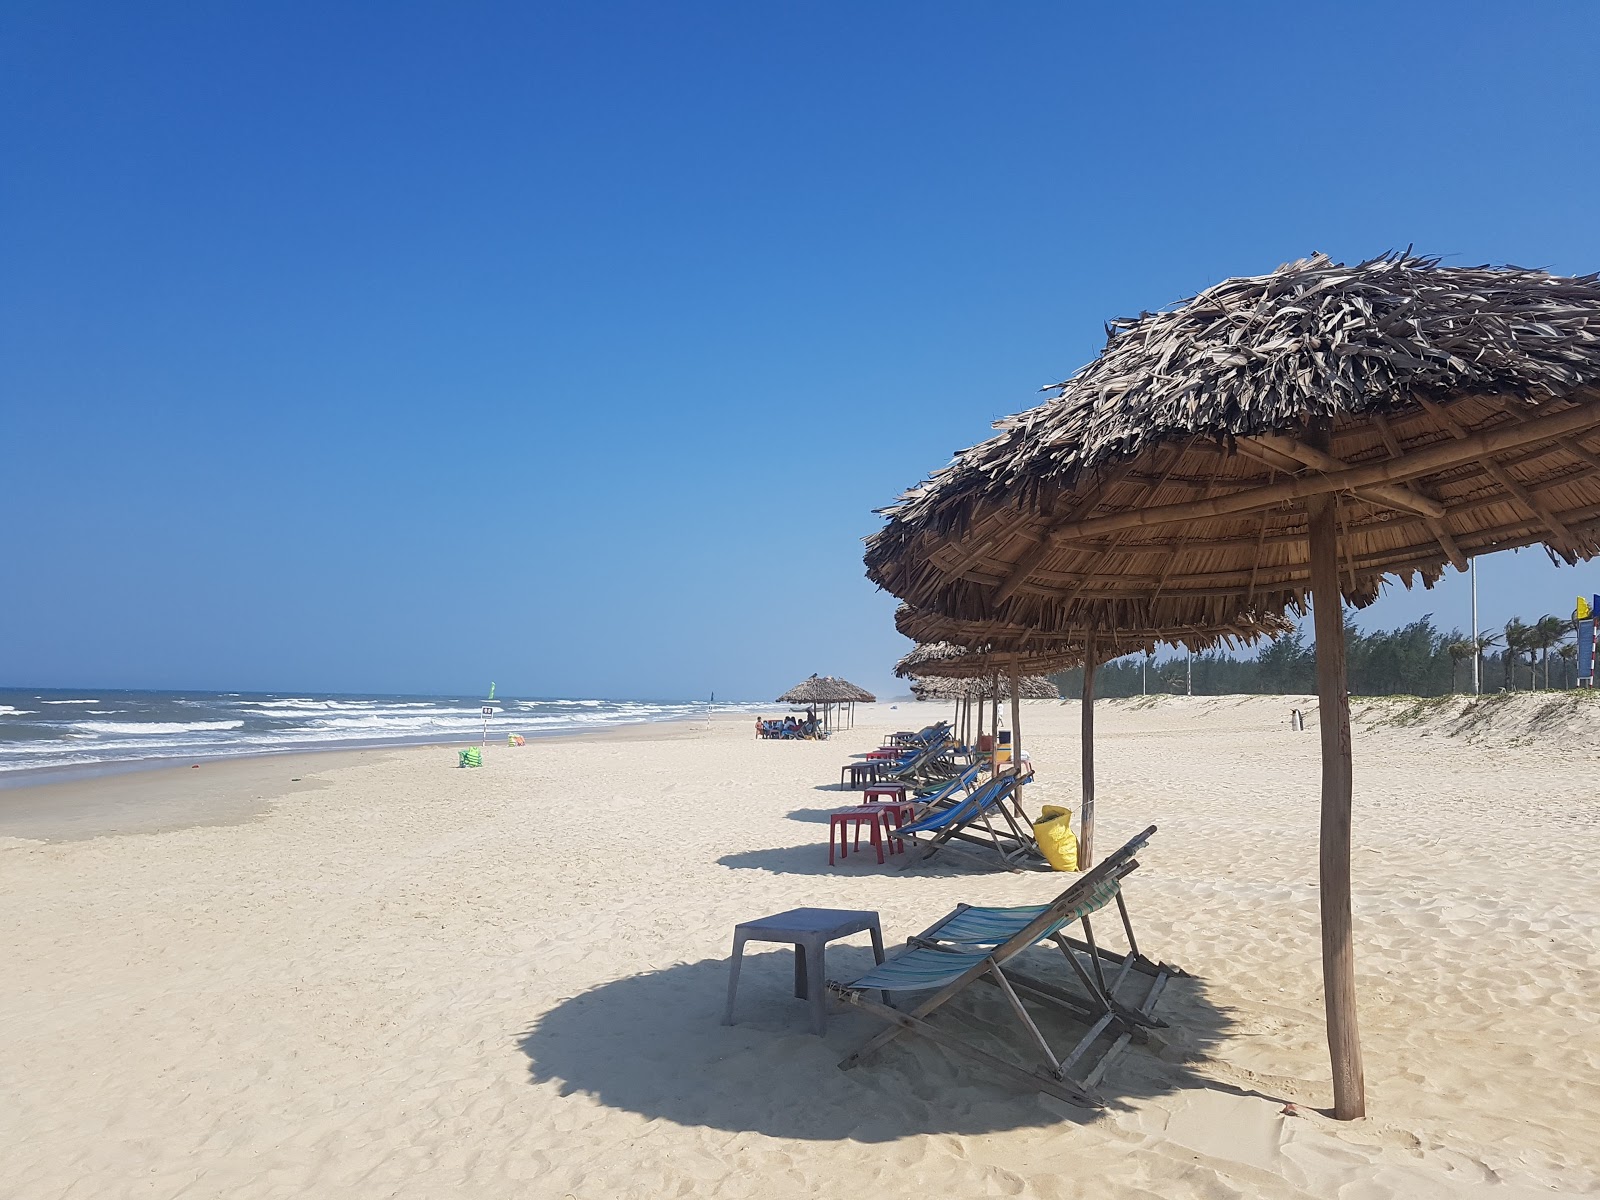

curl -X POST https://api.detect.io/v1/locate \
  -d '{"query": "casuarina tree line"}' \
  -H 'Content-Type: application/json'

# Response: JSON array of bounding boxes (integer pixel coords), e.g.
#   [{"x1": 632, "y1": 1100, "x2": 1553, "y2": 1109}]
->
[{"x1": 1048, "y1": 613, "x2": 1585, "y2": 699}]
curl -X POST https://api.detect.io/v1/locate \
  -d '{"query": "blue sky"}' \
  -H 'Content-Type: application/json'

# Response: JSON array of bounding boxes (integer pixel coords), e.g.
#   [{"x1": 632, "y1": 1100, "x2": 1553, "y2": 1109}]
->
[{"x1": 3, "y1": 3, "x2": 1597, "y2": 700}]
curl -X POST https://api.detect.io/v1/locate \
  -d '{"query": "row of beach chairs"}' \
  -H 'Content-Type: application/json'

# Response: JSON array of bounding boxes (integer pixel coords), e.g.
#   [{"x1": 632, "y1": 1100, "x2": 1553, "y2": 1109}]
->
[
  {"x1": 834, "y1": 721, "x2": 1046, "y2": 872},
  {"x1": 733, "y1": 716, "x2": 1180, "y2": 1104}
]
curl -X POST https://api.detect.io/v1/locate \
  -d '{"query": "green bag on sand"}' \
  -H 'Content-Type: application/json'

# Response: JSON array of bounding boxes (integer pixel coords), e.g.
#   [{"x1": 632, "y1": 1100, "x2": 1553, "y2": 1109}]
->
[
  {"x1": 458, "y1": 747, "x2": 483, "y2": 768},
  {"x1": 1033, "y1": 805, "x2": 1079, "y2": 872}
]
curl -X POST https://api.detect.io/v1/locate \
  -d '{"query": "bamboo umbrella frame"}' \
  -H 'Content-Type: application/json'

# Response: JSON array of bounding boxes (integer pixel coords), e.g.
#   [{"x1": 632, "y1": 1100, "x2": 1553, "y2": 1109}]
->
[
  {"x1": 865, "y1": 254, "x2": 1600, "y2": 1121},
  {"x1": 896, "y1": 605, "x2": 1291, "y2": 865}
]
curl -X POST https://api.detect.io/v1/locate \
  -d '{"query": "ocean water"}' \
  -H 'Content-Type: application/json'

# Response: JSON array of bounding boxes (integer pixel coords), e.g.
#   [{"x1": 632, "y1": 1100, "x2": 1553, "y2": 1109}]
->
[{"x1": 0, "y1": 689, "x2": 724, "y2": 781}]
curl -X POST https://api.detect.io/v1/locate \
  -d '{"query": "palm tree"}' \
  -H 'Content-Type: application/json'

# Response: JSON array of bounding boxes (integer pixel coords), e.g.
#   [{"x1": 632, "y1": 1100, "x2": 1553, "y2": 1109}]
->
[
  {"x1": 1531, "y1": 615, "x2": 1568, "y2": 689},
  {"x1": 1472, "y1": 628, "x2": 1503, "y2": 693},
  {"x1": 1503, "y1": 618, "x2": 1533, "y2": 690},
  {"x1": 1446, "y1": 641, "x2": 1476, "y2": 693},
  {"x1": 1557, "y1": 642, "x2": 1579, "y2": 689}
]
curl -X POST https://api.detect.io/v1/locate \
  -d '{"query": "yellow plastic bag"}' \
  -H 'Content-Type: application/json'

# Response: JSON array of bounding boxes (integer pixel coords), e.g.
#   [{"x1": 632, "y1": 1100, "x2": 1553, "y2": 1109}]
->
[{"x1": 1033, "y1": 805, "x2": 1079, "y2": 872}]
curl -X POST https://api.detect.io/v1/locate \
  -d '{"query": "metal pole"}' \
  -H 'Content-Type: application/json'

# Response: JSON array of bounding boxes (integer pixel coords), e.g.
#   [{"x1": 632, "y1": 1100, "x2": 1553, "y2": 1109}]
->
[
  {"x1": 1187, "y1": 649, "x2": 1193, "y2": 696},
  {"x1": 1471, "y1": 558, "x2": 1480, "y2": 695}
]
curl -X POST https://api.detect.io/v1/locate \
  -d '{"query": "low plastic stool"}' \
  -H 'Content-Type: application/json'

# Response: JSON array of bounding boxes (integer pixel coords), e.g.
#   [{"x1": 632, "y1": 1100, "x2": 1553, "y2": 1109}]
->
[
  {"x1": 857, "y1": 801, "x2": 916, "y2": 854},
  {"x1": 861, "y1": 783, "x2": 910, "y2": 804},
  {"x1": 722, "y1": 908, "x2": 885, "y2": 1035},
  {"x1": 829, "y1": 809, "x2": 888, "y2": 864}
]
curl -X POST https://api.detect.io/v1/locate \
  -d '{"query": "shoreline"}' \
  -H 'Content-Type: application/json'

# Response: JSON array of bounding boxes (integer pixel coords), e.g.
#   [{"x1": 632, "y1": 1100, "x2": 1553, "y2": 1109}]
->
[
  {"x1": 0, "y1": 713, "x2": 717, "y2": 842},
  {"x1": 0, "y1": 712, "x2": 721, "y2": 791}
]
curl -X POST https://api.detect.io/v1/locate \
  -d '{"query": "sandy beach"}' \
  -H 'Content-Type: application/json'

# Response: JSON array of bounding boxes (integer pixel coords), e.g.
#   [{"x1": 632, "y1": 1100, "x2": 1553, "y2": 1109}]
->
[{"x1": 4, "y1": 698, "x2": 1598, "y2": 1199}]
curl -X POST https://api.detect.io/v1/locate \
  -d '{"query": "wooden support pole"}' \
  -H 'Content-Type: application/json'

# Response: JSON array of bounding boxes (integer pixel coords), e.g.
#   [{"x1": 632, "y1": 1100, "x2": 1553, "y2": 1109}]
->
[
  {"x1": 1009, "y1": 656, "x2": 1023, "y2": 773},
  {"x1": 1009, "y1": 656, "x2": 1025, "y2": 816},
  {"x1": 1307, "y1": 490, "x2": 1366, "y2": 1121},
  {"x1": 1080, "y1": 631, "x2": 1097, "y2": 869},
  {"x1": 991, "y1": 672, "x2": 1001, "y2": 770}
]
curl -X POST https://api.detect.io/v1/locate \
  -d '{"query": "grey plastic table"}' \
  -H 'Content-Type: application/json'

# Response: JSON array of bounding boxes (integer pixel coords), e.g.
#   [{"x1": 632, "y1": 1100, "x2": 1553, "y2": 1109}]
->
[{"x1": 723, "y1": 907, "x2": 885, "y2": 1035}]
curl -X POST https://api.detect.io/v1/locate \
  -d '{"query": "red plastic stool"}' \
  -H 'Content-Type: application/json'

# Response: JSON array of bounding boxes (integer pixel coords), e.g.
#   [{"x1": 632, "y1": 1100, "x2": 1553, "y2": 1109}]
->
[
  {"x1": 858, "y1": 801, "x2": 916, "y2": 854},
  {"x1": 861, "y1": 783, "x2": 910, "y2": 804},
  {"x1": 828, "y1": 809, "x2": 887, "y2": 865}
]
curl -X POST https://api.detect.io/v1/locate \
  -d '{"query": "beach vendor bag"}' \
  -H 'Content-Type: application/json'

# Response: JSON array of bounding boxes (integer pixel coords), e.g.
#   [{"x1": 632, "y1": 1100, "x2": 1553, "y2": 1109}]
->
[
  {"x1": 1032, "y1": 805, "x2": 1079, "y2": 872},
  {"x1": 458, "y1": 747, "x2": 483, "y2": 768}
]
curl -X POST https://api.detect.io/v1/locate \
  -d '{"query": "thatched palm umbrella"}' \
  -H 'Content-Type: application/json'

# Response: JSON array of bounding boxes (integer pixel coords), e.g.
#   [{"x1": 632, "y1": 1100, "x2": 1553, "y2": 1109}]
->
[
  {"x1": 866, "y1": 253, "x2": 1600, "y2": 1120},
  {"x1": 895, "y1": 640, "x2": 1072, "y2": 772},
  {"x1": 901, "y1": 658, "x2": 1060, "y2": 775},
  {"x1": 905, "y1": 671, "x2": 1061, "y2": 700},
  {"x1": 776, "y1": 674, "x2": 877, "y2": 733},
  {"x1": 897, "y1": 605, "x2": 1291, "y2": 864}
]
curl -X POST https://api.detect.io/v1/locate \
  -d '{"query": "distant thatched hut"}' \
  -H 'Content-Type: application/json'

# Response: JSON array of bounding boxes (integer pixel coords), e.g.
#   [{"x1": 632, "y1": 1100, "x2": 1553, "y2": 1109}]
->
[{"x1": 775, "y1": 674, "x2": 876, "y2": 731}]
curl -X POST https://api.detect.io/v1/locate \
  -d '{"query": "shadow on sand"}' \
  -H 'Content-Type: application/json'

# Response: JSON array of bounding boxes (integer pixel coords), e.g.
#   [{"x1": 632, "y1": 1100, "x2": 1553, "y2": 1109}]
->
[
  {"x1": 715, "y1": 837, "x2": 992, "y2": 877},
  {"x1": 785, "y1": 806, "x2": 844, "y2": 824},
  {"x1": 517, "y1": 947, "x2": 1240, "y2": 1140}
]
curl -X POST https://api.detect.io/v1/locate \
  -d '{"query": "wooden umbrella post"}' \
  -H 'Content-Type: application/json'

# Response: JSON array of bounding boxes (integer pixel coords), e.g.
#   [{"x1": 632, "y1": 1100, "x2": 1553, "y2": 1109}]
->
[
  {"x1": 1307, "y1": 492, "x2": 1366, "y2": 1120},
  {"x1": 1008, "y1": 656, "x2": 1023, "y2": 773},
  {"x1": 1080, "y1": 631, "x2": 1097, "y2": 869},
  {"x1": 988, "y1": 671, "x2": 1000, "y2": 775},
  {"x1": 1008, "y1": 656, "x2": 1025, "y2": 816},
  {"x1": 966, "y1": 684, "x2": 979, "y2": 761}
]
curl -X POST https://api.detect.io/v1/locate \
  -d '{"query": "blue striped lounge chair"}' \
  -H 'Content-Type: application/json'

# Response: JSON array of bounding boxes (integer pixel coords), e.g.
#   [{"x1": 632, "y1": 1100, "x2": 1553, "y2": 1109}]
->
[
  {"x1": 896, "y1": 772, "x2": 1041, "y2": 870},
  {"x1": 828, "y1": 826, "x2": 1169, "y2": 1106}
]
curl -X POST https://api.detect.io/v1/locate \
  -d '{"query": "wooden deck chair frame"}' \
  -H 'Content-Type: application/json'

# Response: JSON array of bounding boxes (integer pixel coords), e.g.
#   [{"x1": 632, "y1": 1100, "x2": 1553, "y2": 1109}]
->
[
  {"x1": 903, "y1": 775, "x2": 1044, "y2": 872},
  {"x1": 831, "y1": 826, "x2": 1161, "y2": 1105},
  {"x1": 912, "y1": 866, "x2": 1178, "y2": 1036}
]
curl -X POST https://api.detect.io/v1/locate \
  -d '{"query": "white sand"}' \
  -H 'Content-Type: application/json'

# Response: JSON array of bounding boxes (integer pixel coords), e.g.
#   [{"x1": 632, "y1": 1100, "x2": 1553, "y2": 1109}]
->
[{"x1": 3, "y1": 699, "x2": 1598, "y2": 1198}]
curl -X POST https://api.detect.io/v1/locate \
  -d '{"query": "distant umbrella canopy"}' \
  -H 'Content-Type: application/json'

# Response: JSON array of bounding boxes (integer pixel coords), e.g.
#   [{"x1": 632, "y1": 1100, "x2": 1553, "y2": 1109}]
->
[
  {"x1": 906, "y1": 671, "x2": 1060, "y2": 701},
  {"x1": 894, "y1": 640, "x2": 1079, "y2": 680},
  {"x1": 893, "y1": 603, "x2": 1292, "y2": 664},
  {"x1": 775, "y1": 674, "x2": 876, "y2": 704},
  {"x1": 866, "y1": 254, "x2": 1600, "y2": 628}
]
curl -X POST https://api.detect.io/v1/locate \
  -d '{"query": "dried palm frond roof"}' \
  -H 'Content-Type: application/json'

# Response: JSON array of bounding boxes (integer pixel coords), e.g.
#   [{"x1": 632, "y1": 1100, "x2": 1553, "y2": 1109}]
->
[
  {"x1": 866, "y1": 253, "x2": 1600, "y2": 626},
  {"x1": 776, "y1": 674, "x2": 877, "y2": 704},
  {"x1": 894, "y1": 603, "x2": 1292, "y2": 661},
  {"x1": 895, "y1": 640, "x2": 1081, "y2": 679},
  {"x1": 909, "y1": 673, "x2": 1060, "y2": 701}
]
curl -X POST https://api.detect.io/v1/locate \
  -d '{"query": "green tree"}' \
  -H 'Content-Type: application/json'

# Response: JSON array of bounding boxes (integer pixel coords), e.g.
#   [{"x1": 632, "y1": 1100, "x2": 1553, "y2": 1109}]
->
[
  {"x1": 1446, "y1": 641, "x2": 1476, "y2": 693},
  {"x1": 1557, "y1": 641, "x2": 1579, "y2": 688},
  {"x1": 1503, "y1": 619, "x2": 1533, "y2": 690},
  {"x1": 1530, "y1": 615, "x2": 1568, "y2": 689}
]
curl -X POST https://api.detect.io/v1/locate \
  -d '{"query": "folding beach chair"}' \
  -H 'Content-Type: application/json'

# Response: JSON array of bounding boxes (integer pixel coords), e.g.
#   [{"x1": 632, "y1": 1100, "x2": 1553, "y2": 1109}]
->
[
  {"x1": 829, "y1": 826, "x2": 1165, "y2": 1106},
  {"x1": 912, "y1": 827, "x2": 1176, "y2": 1035},
  {"x1": 881, "y1": 721, "x2": 950, "y2": 752},
  {"x1": 896, "y1": 773, "x2": 1041, "y2": 870},
  {"x1": 909, "y1": 764, "x2": 981, "y2": 809}
]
